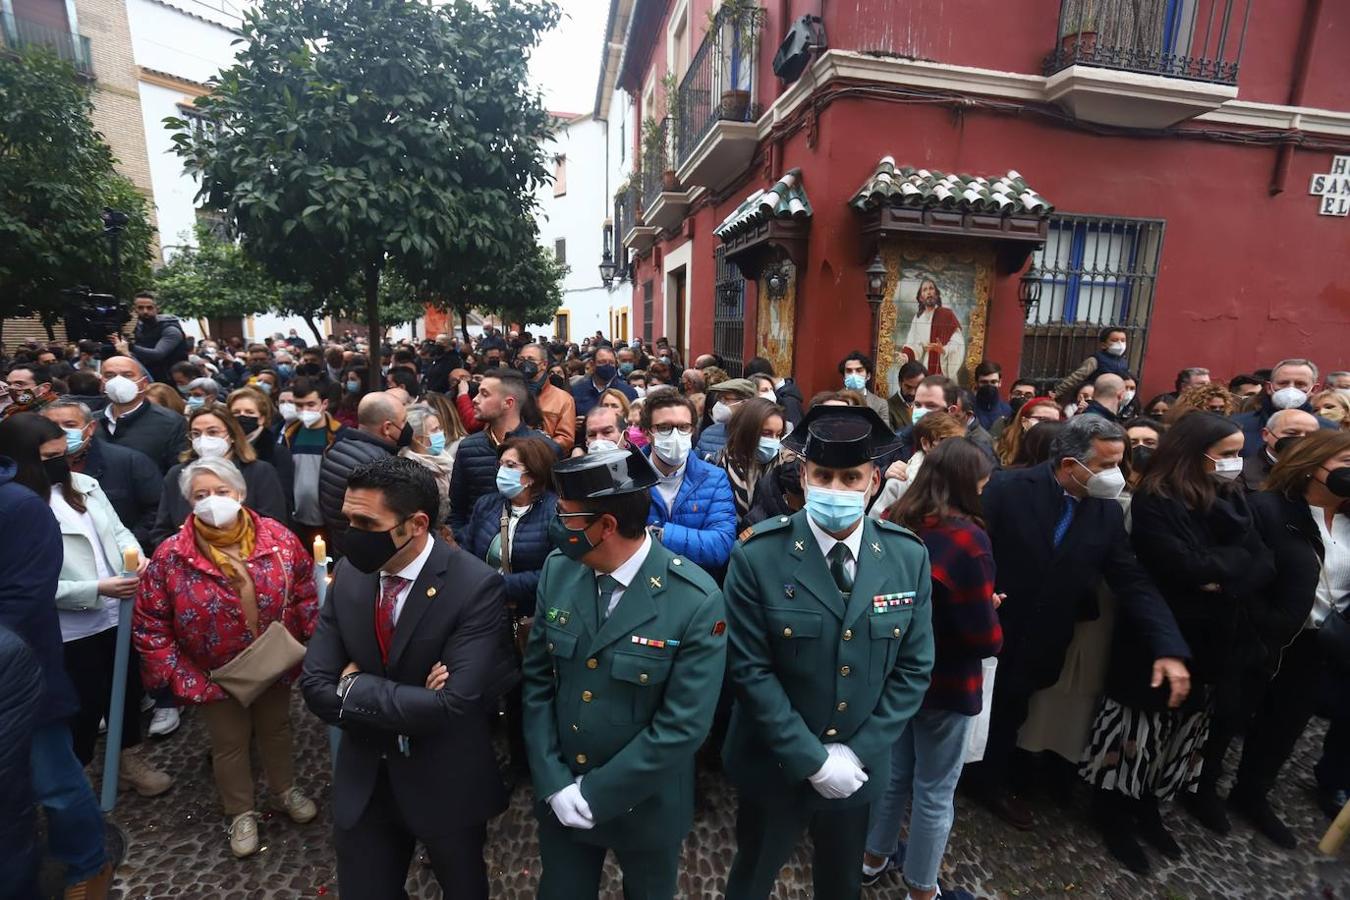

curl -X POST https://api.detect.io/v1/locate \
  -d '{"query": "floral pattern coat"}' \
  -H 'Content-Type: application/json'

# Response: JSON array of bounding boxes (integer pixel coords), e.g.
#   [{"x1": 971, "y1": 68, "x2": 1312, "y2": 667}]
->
[{"x1": 134, "y1": 510, "x2": 318, "y2": 705}]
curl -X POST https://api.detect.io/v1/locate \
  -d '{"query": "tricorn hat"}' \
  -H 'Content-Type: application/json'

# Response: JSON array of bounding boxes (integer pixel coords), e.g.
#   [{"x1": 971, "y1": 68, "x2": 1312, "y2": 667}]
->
[
  {"x1": 552, "y1": 445, "x2": 659, "y2": 499},
  {"x1": 783, "y1": 404, "x2": 899, "y2": 468}
]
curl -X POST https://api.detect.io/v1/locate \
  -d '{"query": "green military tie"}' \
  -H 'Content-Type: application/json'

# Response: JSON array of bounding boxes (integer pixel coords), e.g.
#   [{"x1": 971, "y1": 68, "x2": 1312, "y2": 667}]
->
[
  {"x1": 596, "y1": 573, "x2": 620, "y2": 629},
  {"x1": 827, "y1": 542, "x2": 854, "y2": 595}
]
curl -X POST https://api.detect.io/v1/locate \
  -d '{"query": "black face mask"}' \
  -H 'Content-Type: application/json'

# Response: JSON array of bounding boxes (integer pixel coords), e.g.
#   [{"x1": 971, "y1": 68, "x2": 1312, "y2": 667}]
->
[
  {"x1": 235, "y1": 415, "x2": 260, "y2": 435},
  {"x1": 1131, "y1": 446, "x2": 1155, "y2": 475},
  {"x1": 42, "y1": 456, "x2": 69, "y2": 485},
  {"x1": 1324, "y1": 467, "x2": 1350, "y2": 499},
  {"x1": 1273, "y1": 435, "x2": 1303, "y2": 457},
  {"x1": 341, "y1": 520, "x2": 414, "y2": 574},
  {"x1": 518, "y1": 360, "x2": 539, "y2": 379},
  {"x1": 396, "y1": 421, "x2": 413, "y2": 449},
  {"x1": 976, "y1": 385, "x2": 1000, "y2": 406},
  {"x1": 1009, "y1": 395, "x2": 1029, "y2": 415},
  {"x1": 549, "y1": 374, "x2": 567, "y2": 390}
]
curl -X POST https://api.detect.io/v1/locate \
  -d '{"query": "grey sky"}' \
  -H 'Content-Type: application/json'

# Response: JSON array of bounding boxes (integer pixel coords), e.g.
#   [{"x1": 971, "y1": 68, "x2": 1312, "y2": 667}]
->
[{"x1": 528, "y1": 0, "x2": 608, "y2": 116}]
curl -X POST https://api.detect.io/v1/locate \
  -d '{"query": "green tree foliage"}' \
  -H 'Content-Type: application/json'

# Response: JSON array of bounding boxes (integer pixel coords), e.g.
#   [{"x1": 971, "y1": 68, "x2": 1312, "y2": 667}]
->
[
  {"x1": 170, "y1": 0, "x2": 559, "y2": 386},
  {"x1": 155, "y1": 224, "x2": 279, "y2": 320},
  {"x1": 0, "y1": 48, "x2": 154, "y2": 332}
]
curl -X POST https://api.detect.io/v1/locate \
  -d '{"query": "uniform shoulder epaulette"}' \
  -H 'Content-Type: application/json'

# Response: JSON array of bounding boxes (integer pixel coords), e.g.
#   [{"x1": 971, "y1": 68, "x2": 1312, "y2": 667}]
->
[
  {"x1": 665, "y1": 554, "x2": 717, "y2": 591},
  {"x1": 739, "y1": 515, "x2": 793, "y2": 543},
  {"x1": 874, "y1": 518, "x2": 924, "y2": 543}
]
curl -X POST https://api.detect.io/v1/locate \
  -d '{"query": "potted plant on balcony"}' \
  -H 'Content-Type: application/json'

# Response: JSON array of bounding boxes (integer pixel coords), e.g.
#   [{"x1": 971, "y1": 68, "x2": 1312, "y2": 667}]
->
[
  {"x1": 642, "y1": 115, "x2": 677, "y2": 193},
  {"x1": 706, "y1": 0, "x2": 761, "y2": 121},
  {"x1": 660, "y1": 71, "x2": 682, "y2": 189},
  {"x1": 1058, "y1": 0, "x2": 1100, "y2": 60}
]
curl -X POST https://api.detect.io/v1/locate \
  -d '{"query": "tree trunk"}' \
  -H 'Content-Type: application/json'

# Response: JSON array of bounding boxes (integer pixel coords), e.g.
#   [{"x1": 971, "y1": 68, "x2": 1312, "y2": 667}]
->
[
  {"x1": 303, "y1": 315, "x2": 324, "y2": 346},
  {"x1": 364, "y1": 263, "x2": 382, "y2": 391},
  {"x1": 458, "y1": 303, "x2": 470, "y2": 345}
]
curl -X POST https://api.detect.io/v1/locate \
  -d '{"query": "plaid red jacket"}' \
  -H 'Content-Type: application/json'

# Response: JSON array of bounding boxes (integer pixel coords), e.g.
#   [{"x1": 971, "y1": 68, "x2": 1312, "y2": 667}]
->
[{"x1": 916, "y1": 516, "x2": 1003, "y2": 715}]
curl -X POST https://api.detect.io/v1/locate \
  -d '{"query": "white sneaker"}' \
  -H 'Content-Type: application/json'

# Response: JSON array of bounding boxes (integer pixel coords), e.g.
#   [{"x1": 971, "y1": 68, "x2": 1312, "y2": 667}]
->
[
  {"x1": 140, "y1": 694, "x2": 155, "y2": 712},
  {"x1": 148, "y1": 707, "x2": 180, "y2": 737},
  {"x1": 275, "y1": 786, "x2": 318, "y2": 824},
  {"x1": 228, "y1": 811, "x2": 259, "y2": 858}
]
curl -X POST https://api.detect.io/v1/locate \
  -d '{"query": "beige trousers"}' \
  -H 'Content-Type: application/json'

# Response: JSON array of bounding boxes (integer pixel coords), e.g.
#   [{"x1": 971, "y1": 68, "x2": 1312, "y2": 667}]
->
[{"x1": 197, "y1": 681, "x2": 296, "y2": 816}]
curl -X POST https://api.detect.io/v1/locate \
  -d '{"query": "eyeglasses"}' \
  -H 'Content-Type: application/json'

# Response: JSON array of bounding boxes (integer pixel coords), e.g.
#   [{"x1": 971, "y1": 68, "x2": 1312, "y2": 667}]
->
[{"x1": 650, "y1": 424, "x2": 694, "y2": 436}]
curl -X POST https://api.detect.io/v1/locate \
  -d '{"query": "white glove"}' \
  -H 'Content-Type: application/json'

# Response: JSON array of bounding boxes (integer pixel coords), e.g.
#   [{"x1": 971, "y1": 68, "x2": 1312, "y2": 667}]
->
[
  {"x1": 808, "y1": 745, "x2": 868, "y2": 800},
  {"x1": 548, "y1": 780, "x2": 594, "y2": 829}
]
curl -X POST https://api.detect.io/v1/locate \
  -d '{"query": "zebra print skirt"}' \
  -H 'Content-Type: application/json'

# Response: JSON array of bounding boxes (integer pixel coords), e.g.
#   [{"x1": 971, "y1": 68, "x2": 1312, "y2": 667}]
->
[{"x1": 1077, "y1": 698, "x2": 1211, "y2": 801}]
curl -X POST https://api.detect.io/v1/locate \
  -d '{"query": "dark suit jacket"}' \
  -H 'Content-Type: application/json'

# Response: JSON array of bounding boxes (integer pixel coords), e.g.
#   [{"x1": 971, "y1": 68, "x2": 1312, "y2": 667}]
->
[
  {"x1": 981, "y1": 463, "x2": 1190, "y2": 695},
  {"x1": 79, "y1": 438, "x2": 161, "y2": 549},
  {"x1": 300, "y1": 538, "x2": 513, "y2": 835}
]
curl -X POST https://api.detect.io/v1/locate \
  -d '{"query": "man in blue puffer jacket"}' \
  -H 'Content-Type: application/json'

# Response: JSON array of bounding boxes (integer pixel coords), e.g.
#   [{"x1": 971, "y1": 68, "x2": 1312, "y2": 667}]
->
[{"x1": 640, "y1": 392, "x2": 737, "y2": 578}]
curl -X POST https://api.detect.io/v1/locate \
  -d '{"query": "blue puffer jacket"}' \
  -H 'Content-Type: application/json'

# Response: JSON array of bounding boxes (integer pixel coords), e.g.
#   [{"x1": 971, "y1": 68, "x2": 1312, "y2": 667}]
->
[
  {"x1": 646, "y1": 449, "x2": 737, "y2": 574},
  {"x1": 449, "y1": 423, "x2": 559, "y2": 539},
  {"x1": 695, "y1": 422, "x2": 728, "y2": 462},
  {"x1": 460, "y1": 490, "x2": 558, "y2": 618}
]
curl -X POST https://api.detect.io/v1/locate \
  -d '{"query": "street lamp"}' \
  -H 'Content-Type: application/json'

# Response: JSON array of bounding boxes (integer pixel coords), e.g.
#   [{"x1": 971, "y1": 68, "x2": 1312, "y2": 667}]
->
[
  {"x1": 599, "y1": 245, "x2": 618, "y2": 289},
  {"x1": 764, "y1": 264, "x2": 788, "y2": 300},
  {"x1": 1018, "y1": 264, "x2": 1043, "y2": 321},
  {"x1": 864, "y1": 253, "x2": 886, "y2": 362}
]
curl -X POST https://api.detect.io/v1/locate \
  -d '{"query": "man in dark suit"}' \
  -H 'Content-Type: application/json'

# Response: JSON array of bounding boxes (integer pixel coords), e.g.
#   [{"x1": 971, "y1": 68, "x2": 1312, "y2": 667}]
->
[
  {"x1": 301, "y1": 457, "x2": 513, "y2": 899},
  {"x1": 972, "y1": 414, "x2": 1192, "y2": 830}
]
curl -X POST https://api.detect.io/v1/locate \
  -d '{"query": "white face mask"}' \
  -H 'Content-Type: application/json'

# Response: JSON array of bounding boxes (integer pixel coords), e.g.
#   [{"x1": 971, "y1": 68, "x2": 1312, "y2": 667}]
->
[
  {"x1": 1106, "y1": 342, "x2": 1127, "y2": 357},
  {"x1": 588, "y1": 439, "x2": 619, "y2": 454},
  {"x1": 760, "y1": 390, "x2": 778, "y2": 404},
  {"x1": 1121, "y1": 390, "x2": 1136, "y2": 407},
  {"x1": 1072, "y1": 459, "x2": 1126, "y2": 500},
  {"x1": 1063, "y1": 403, "x2": 1078, "y2": 418},
  {"x1": 192, "y1": 435, "x2": 231, "y2": 459},
  {"x1": 193, "y1": 494, "x2": 242, "y2": 528},
  {"x1": 1271, "y1": 386, "x2": 1308, "y2": 410},
  {"x1": 1208, "y1": 455, "x2": 1243, "y2": 481},
  {"x1": 104, "y1": 375, "x2": 139, "y2": 405},
  {"x1": 298, "y1": 409, "x2": 324, "y2": 428},
  {"x1": 711, "y1": 400, "x2": 734, "y2": 424},
  {"x1": 653, "y1": 429, "x2": 692, "y2": 467},
  {"x1": 278, "y1": 402, "x2": 299, "y2": 422}
]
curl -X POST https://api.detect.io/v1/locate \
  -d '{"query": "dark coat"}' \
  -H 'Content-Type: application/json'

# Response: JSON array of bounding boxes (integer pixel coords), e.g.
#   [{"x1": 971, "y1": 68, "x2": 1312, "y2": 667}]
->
[
  {"x1": 319, "y1": 428, "x2": 395, "y2": 543},
  {"x1": 0, "y1": 623, "x2": 42, "y2": 867},
  {"x1": 1081, "y1": 399, "x2": 1119, "y2": 423},
  {"x1": 97, "y1": 400, "x2": 188, "y2": 474},
  {"x1": 448, "y1": 422, "x2": 559, "y2": 539},
  {"x1": 0, "y1": 459, "x2": 78, "y2": 724},
  {"x1": 151, "y1": 458, "x2": 288, "y2": 546},
  {"x1": 775, "y1": 379, "x2": 805, "y2": 427},
  {"x1": 78, "y1": 437, "x2": 161, "y2": 550},
  {"x1": 131, "y1": 314, "x2": 189, "y2": 383},
  {"x1": 251, "y1": 425, "x2": 294, "y2": 518},
  {"x1": 1109, "y1": 489, "x2": 1275, "y2": 711},
  {"x1": 1246, "y1": 490, "x2": 1335, "y2": 673},
  {"x1": 1241, "y1": 451, "x2": 1274, "y2": 493},
  {"x1": 981, "y1": 463, "x2": 1190, "y2": 695},
  {"x1": 300, "y1": 539, "x2": 513, "y2": 835},
  {"x1": 460, "y1": 490, "x2": 558, "y2": 617}
]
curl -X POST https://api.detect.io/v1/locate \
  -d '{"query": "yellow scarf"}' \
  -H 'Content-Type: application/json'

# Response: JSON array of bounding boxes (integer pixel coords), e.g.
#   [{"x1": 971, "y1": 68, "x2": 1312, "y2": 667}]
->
[{"x1": 192, "y1": 509, "x2": 259, "y2": 634}]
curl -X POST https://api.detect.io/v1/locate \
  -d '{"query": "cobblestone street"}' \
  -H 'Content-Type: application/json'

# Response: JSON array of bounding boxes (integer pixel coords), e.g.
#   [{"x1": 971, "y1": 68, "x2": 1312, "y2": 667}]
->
[{"x1": 81, "y1": 694, "x2": 1350, "y2": 899}]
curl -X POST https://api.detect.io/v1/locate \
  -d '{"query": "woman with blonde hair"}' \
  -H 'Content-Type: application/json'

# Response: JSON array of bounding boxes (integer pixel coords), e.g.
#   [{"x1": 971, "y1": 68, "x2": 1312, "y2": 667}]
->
[
  {"x1": 144, "y1": 382, "x2": 186, "y2": 415},
  {"x1": 400, "y1": 402, "x2": 459, "y2": 525},
  {"x1": 994, "y1": 397, "x2": 1062, "y2": 467},
  {"x1": 1311, "y1": 390, "x2": 1350, "y2": 429},
  {"x1": 422, "y1": 391, "x2": 469, "y2": 445},
  {"x1": 1164, "y1": 382, "x2": 1236, "y2": 424}
]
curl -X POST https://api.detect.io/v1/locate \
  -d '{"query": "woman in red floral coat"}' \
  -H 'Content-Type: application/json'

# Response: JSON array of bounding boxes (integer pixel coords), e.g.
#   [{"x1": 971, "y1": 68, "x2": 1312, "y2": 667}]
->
[{"x1": 134, "y1": 456, "x2": 319, "y2": 859}]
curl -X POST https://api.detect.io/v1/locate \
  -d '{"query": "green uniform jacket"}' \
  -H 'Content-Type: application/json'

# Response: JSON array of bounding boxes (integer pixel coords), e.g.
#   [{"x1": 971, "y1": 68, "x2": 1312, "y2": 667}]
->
[
  {"x1": 522, "y1": 541, "x2": 727, "y2": 850},
  {"x1": 722, "y1": 511, "x2": 934, "y2": 809}
]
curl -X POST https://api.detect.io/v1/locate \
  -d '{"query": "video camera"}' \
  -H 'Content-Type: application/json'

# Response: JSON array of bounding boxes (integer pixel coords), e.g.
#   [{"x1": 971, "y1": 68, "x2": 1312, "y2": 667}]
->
[{"x1": 61, "y1": 286, "x2": 126, "y2": 360}]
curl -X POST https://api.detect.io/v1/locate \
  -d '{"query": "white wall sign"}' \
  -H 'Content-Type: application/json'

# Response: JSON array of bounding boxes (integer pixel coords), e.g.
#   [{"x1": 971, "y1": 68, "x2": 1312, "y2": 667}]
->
[{"x1": 1310, "y1": 156, "x2": 1350, "y2": 216}]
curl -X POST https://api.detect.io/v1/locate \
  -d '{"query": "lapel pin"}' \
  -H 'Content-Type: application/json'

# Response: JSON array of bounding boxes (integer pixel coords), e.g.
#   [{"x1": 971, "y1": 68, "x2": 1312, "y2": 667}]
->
[
  {"x1": 784, "y1": 584, "x2": 795, "y2": 599},
  {"x1": 426, "y1": 586, "x2": 437, "y2": 597},
  {"x1": 794, "y1": 540, "x2": 806, "y2": 552},
  {"x1": 650, "y1": 576, "x2": 662, "y2": 590}
]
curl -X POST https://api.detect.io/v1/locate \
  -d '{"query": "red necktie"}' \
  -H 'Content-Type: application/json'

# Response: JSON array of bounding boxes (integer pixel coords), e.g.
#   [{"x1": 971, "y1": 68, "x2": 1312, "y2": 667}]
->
[{"x1": 376, "y1": 576, "x2": 409, "y2": 665}]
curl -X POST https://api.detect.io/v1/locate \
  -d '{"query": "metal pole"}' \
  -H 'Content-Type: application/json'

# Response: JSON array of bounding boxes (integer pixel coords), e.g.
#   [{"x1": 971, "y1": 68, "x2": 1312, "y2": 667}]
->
[
  {"x1": 100, "y1": 595, "x2": 134, "y2": 812},
  {"x1": 312, "y1": 553, "x2": 342, "y2": 768}
]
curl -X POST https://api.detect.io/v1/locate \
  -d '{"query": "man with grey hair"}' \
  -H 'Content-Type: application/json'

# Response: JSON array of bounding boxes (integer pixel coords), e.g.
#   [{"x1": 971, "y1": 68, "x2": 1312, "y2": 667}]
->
[
  {"x1": 185, "y1": 377, "x2": 222, "y2": 409},
  {"x1": 967, "y1": 414, "x2": 1191, "y2": 831},
  {"x1": 1327, "y1": 371, "x2": 1350, "y2": 391},
  {"x1": 319, "y1": 392, "x2": 409, "y2": 547},
  {"x1": 96, "y1": 354, "x2": 187, "y2": 473},
  {"x1": 44, "y1": 400, "x2": 161, "y2": 548},
  {"x1": 1233, "y1": 357, "x2": 1337, "y2": 456}
]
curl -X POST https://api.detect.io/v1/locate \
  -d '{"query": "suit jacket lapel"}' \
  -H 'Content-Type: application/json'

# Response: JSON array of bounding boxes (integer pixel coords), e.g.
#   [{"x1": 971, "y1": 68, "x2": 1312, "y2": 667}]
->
[
  {"x1": 338, "y1": 564, "x2": 383, "y2": 671},
  {"x1": 843, "y1": 518, "x2": 888, "y2": 627},
  {"x1": 387, "y1": 539, "x2": 452, "y2": 670},
  {"x1": 1033, "y1": 464, "x2": 1069, "y2": 560},
  {"x1": 587, "y1": 546, "x2": 662, "y2": 655},
  {"x1": 787, "y1": 513, "x2": 845, "y2": 621}
]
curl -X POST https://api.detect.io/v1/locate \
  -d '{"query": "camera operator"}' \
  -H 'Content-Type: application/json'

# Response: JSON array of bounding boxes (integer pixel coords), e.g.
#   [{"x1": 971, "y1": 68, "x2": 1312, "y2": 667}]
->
[{"x1": 109, "y1": 292, "x2": 188, "y2": 385}]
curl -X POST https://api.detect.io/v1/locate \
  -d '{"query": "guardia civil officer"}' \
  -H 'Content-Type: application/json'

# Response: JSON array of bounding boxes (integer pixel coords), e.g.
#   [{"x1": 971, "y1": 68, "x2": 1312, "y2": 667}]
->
[
  {"x1": 521, "y1": 445, "x2": 727, "y2": 899},
  {"x1": 722, "y1": 405, "x2": 935, "y2": 900}
]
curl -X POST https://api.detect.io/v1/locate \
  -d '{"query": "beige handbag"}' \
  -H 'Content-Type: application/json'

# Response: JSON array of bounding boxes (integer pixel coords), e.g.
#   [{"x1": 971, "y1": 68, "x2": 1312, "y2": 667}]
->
[{"x1": 210, "y1": 621, "x2": 306, "y2": 707}]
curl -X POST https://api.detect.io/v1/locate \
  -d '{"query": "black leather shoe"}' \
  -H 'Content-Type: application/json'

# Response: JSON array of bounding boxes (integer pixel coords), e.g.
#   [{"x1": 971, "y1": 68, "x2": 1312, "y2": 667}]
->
[
  {"x1": 983, "y1": 791, "x2": 1034, "y2": 831},
  {"x1": 1229, "y1": 789, "x2": 1296, "y2": 849},
  {"x1": 1099, "y1": 820, "x2": 1150, "y2": 875},
  {"x1": 1182, "y1": 787, "x2": 1231, "y2": 835},
  {"x1": 1135, "y1": 805, "x2": 1183, "y2": 859}
]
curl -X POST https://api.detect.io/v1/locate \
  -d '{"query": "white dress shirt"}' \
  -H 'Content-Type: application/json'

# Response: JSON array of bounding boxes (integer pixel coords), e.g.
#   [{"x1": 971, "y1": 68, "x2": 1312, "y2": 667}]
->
[
  {"x1": 654, "y1": 461, "x2": 687, "y2": 511},
  {"x1": 102, "y1": 400, "x2": 143, "y2": 435},
  {"x1": 382, "y1": 535, "x2": 435, "y2": 625},
  {"x1": 806, "y1": 512, "x2": 863, "y2": 582},
  {"x1": 1309, "y1": 505, "x2": 1350, "y2": 628},
  {"x1": 600, "y1": 533, "x2": 653, "y2": 617}
]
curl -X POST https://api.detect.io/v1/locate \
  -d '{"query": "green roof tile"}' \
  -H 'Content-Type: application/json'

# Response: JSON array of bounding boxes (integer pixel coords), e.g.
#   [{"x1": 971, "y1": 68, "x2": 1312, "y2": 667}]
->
[
  {"x1": 850, "y1": 156, "x2": 1053, "y2": 217},
  {"x1": 714, "y1": 168, "x2": 812, "y2": 240}
]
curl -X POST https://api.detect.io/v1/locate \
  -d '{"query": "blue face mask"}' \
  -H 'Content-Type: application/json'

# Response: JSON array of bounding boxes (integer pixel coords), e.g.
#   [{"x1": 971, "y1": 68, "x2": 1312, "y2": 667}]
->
[
  {"x1": 496, "y1": 465, "x2": 525, "y2": 499},
  {"x1": 186, "y1": 396, "x2": 205, "y2": 409},
  {"x1": 345, "y1": 380, "x2": 360, "y2": 394},
  {"x1": 276, "y1": 364, "x2": 293, "y2": 378},
  {"x1": 427, "y1": 431, "x2": 446, "y2": 455},
  {"x1": 805, "y1": 485, "x2": 866, "y2": 533},
  {"x1": 756, "y1": 436, "x2": 781, "y2": 463},
  {"x1": 64, "y1": 428, "x2": 86, "y2": 455},
  {"x1": 843, "y1": 373, "x2": 867, "y2": 392},
  {"x1": 618, "y1": 362, "x2": 635, "y2": 376},
  {"x1": 256, "y1": 382, "x2": 272, "y2": 396}
]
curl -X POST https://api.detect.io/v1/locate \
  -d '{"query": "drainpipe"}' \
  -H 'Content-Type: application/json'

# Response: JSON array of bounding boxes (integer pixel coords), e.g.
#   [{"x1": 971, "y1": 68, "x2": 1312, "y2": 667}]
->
[{"x1": 1269, "y1": 0, "x2": 1321, "y2": 196}]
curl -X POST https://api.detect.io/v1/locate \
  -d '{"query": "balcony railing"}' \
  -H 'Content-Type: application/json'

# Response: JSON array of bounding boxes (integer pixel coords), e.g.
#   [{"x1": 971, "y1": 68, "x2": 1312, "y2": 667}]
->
[
  {"x1": 641, "y1": 118, "x2": 670, "y2": 213},
  {"x1": 617, "y1": 185, "x2": 638, "y2": 236},
  {"x1": 675, "y1": 3, "x2": 764, "y2": 168},
  {"x1": 1044, "y1": 0, "x2": 1249, "y2": 86},
  {"x1": 1, "y1": 12, "x2": 93, "y2": 76}
]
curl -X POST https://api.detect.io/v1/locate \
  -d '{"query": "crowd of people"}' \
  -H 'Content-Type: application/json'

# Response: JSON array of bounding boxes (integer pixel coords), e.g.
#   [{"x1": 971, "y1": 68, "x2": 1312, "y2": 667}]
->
[{"x1": 1, "y1": 299, "x2": 1347, "y2": 899}]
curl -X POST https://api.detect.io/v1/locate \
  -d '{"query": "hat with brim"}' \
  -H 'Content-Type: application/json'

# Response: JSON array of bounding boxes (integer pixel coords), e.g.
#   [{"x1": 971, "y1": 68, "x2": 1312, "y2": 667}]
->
[
  {"x1": 783, "y1": 404, "x2": 900, "y2": 469},
  {"x1": 553, "y1": 445, "x2": 659, "y2": 499},
  {"x1": 706, "y1": 377, "x2": 756, "y2": 399}
]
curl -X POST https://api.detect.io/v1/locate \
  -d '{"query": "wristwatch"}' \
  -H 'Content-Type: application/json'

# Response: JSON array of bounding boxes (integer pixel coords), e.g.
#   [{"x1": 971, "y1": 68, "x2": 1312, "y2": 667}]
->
[{"x1": 336, "y1": 672, "x2": 360, "y2": 699}]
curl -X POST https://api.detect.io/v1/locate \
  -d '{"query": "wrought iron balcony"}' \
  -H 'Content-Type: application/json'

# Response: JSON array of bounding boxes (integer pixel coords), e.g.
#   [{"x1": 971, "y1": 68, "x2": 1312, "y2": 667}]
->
[
  {"x1": 1044, "y1": 0, "x2": 1249, "y2": 85},
  {"x1": 675, "y1": 3, "x2": 764, "y2": 169},
  {"x1": 640, "y1": 117, "x2": 671, "y2": 214},
  {"x1": 1, "y1": 12, "x2": 93, "y2": 76}
]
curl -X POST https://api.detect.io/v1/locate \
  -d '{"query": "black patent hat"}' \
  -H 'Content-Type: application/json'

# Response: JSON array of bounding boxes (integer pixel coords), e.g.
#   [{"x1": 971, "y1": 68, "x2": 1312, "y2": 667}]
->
[
  {"x1": 552, "y1": 445, "x2": 659, "y2": 499},
  {"x1": 783, "y1": 405, "x2": 899, "y2": 468}
]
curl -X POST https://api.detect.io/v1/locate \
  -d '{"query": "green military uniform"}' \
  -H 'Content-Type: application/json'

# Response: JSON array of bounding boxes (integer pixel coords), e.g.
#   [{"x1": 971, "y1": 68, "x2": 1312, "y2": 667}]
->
[
  {"x1": 721, "y1": 406, "x2": 935, "y2": 900},
  {"x1": 521, "y1": 447, "x2": 727, "y2": 900}
]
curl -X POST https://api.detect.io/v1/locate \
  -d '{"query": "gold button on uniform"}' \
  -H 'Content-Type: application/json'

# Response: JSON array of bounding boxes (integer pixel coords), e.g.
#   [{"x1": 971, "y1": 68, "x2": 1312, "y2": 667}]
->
[
  {"x1": 576, "y1": 753, "x2": 587, "y2": 765},
  {"x1": 892, "y1": 627, "x2": 901, "y2": 638},
  {"x1": 639, "y1": 673, "x2": 649, "y2": 684},
  {"x1": 825, "y1": 728, "x2": 838, "y2": 737},
  {"x1": 586, "y1": 658, "x2": 598, "y2": 669},
  {"x1": 837, "y1": 701, "x2": 848, "y2": 711},
  {"x1": 581, "y1": 691, "x2": 593, "y2": 702},
  {"x1": 571, "y1": 724, "x2": 579, "y2": 732},
  {"x1": 842, "y1": 629, "x2": 853, "y2": 641},
  {"x1": 547, "y1": 642, "x2": 555, "y2": 652},
  {"x1": 840, "y1": 665, "x2": 851, "y2": 677},
  {"x1": 783, "y1": 627, "x2": 793, "y2": 638}
]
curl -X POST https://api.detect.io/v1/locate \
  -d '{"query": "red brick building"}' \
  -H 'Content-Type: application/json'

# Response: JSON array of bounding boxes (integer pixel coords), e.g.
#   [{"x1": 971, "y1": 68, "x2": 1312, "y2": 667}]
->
[{"x1": 601, "y1": 0, "x2": 1350, "y2": 401}]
